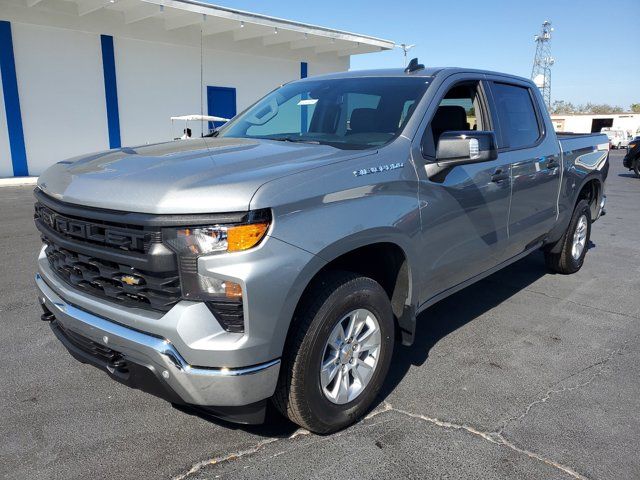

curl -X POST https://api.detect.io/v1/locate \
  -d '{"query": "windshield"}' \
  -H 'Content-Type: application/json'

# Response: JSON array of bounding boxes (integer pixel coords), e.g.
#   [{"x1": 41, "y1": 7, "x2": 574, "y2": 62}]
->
[{"x1": 217, "y1": 77, "x2": 431, "y2": 150}]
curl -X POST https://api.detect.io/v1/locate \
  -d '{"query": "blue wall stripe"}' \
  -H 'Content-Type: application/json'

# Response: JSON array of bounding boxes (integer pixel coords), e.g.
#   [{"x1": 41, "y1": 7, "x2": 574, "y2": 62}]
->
[
  {"x1": 0, "y1": 21, "x2": 28, "y2": 177},
  {"x1": 300, "y1": 62, "x2": 308, "y2": 133},
  {"x1": 100, "y1": 35, "x2": 121, "y2": 149}
]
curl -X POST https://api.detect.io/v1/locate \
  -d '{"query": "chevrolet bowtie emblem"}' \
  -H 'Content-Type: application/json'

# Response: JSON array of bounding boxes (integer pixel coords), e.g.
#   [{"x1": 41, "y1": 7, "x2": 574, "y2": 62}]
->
[{"x1": 121, "y1": 275, "x2": 141, "y2": 286}]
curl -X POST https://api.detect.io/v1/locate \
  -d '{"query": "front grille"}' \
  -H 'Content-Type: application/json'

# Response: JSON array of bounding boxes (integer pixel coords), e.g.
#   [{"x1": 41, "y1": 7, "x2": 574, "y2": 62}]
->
[
  {"x1": 34, "y1": 195, "x2": 181, "y2": 313},
  {"x1": 43, "y1": 239, "x2": 181, "y2": 311}
]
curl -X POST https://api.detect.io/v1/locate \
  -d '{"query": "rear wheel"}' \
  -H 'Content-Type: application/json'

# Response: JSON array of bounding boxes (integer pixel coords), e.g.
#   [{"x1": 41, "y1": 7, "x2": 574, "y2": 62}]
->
[
  {"x1": 544, "y1": 199, "x2": 591, "y2": 274},
  {"x1": 273, "y1": 271, "x2": 394, "y2": 434}
]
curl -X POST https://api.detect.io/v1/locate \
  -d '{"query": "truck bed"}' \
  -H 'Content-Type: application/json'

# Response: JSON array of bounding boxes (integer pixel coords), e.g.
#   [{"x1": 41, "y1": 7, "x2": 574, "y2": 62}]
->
[
  {"x1": 557, "y1": 132, "x2": 609, "y2": 181},
  {"x1": 557, "y1": 132, "x2": 609, "y2": 152}
]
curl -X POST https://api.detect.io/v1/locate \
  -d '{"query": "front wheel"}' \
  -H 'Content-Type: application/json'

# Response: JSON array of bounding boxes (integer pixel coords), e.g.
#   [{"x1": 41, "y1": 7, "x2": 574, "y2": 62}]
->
[
  {"x1": 544, "y1": 199, "x2": 592, "y2": 274},
  {"x1": 634, "y1": 160, "x2": 640, "y2": 178},
  {"x1": 273, "y1": 271, "x2": 395, "y2": 434}
]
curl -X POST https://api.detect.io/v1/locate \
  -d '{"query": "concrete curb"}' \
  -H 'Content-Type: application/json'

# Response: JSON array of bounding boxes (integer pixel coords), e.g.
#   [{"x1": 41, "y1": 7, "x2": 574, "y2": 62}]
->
[{"x1": 0, "y1": 177, "x2": 38, "y2": 187}]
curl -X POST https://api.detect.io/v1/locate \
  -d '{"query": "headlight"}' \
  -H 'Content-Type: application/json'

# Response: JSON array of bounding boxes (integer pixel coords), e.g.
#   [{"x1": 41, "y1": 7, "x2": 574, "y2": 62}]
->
[
  {"x1": 165, "y1": 214, "x2": 270, "y2": 255},
  {"x1": 630, "y1": 143, "x2": 637, "y2": 149},
  {"x1": 163, "y1": 209, "x2": 271, "y2": 333}
]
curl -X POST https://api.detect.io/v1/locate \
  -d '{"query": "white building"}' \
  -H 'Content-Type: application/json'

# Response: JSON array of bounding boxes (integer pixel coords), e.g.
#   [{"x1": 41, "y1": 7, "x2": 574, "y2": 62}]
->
[
  {"x1": 551, "y1": 113, "x2": 640, "y2": 137},
  {"x1": 0, "y1": 0, "x2": 394, "y2": 178}
]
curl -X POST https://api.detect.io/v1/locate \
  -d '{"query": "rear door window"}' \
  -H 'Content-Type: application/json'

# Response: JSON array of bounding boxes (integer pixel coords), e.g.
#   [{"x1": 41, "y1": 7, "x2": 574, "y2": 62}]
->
[{"x1": 491, "y1": 82, "x2": 541, "y2": 149}]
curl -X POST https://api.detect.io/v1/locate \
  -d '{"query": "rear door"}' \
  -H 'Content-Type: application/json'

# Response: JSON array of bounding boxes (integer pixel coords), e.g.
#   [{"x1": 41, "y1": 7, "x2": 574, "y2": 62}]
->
[
  {"x1": 412, "y1": 75, "x2": 513, "y2": 303},
  {"x1": 487, "y1": 79, "x2": 561, "y2": 257}
]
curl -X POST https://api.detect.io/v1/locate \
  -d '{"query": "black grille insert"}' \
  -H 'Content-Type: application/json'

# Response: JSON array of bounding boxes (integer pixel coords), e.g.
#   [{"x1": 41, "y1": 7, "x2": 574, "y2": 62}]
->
[{"x1": 43, "y1": 240, "x2": 181, "y2": 312}]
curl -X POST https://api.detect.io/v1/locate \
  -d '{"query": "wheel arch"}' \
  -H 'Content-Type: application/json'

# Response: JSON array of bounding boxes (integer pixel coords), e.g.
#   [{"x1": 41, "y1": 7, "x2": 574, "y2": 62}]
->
[
  {"x1": 575, "y1": 176, "x2": 603, "y2": 220},
  {"x1": 279, "y1": 232, "x2": 419, "y2": 351}
]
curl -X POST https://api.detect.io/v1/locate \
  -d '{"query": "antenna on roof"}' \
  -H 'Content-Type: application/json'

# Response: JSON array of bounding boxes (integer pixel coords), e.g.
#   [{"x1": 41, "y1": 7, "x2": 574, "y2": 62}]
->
[{"x1": 404, "y1": 58, "x2": 424, "y2": 74}]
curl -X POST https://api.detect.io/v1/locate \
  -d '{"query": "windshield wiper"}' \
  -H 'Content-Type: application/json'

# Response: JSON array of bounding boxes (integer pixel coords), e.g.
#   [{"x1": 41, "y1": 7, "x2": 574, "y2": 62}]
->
[
  {"x1": 264, "y1": 137, "x2": 369, "y2": 150},
  {"x1": 267, "y1": 136, "x2": 321, "y2": 144}
]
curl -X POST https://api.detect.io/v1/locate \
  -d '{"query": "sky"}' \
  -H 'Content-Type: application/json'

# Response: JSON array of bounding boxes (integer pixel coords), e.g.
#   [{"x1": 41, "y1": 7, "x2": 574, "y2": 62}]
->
[{"x1": 207, "y1": 0, "x2": 639, "y2": 109}]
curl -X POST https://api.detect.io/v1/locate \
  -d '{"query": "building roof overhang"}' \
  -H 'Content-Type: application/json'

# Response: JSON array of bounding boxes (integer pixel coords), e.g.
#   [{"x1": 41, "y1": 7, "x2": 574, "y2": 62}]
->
[{"x1": 18, "y1": 0, "x2": 395, "y2": 57}]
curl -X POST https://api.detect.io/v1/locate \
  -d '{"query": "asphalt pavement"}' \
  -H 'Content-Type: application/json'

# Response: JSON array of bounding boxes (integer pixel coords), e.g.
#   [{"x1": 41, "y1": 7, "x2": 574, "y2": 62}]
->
[{"x1": 1, "y1": 150, "x2": 638, "y2": 479}]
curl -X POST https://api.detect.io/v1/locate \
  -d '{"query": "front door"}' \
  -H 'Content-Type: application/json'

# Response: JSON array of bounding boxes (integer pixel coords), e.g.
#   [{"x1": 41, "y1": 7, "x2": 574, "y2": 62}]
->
[
  {"x1": 207, "y1": 86, "x2": 237, "y2": 131},
  {"x1": 413, "y1": 79, "x2": 512, "y2": 304}
]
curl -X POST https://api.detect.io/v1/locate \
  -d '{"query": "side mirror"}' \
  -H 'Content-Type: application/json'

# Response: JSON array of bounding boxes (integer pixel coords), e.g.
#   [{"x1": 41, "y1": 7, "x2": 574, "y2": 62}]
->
[
  {"x1": 435, "y1": 131, "x2": 498, "y2": 165},
  {"x1": 426, "y1": 130, "x2": 498, "y2": 183},
  {"x1": 425, "y1": 131, "x2": 498, "y2": 181}
]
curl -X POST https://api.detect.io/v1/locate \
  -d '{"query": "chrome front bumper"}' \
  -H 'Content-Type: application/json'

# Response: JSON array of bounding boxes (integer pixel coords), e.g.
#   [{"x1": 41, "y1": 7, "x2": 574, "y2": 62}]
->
[{"x1": 36, "y1": 273, "x2": 280, "y2": 407}]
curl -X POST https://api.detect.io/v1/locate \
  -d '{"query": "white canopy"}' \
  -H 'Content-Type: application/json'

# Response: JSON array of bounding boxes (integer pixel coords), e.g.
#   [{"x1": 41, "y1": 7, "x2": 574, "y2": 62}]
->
[{"x1": 171, "y1": 114, "x2": 230, "y2": 122}]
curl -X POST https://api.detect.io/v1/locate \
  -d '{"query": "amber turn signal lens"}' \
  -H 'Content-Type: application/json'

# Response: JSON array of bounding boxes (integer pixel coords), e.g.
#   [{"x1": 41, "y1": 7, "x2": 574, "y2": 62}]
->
[
  {"x1": 224, "y1": 281, "x2": 243, "y2": 299},
  {"x1": 226, "y1": 222, "x2": 269, "y2": 252}
]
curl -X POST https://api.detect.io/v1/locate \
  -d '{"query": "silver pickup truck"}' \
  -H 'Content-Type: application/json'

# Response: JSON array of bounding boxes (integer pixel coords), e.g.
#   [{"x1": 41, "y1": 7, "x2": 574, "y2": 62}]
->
[{"x1": 34, "y1": 60, "x2": 609, "y2": 433}]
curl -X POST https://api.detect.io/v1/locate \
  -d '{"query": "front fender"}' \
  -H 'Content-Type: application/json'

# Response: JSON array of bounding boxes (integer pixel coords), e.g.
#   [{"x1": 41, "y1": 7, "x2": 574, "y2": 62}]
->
[
  {"x1": 262, "y1": 175, "x2": 421, "y2": 315},
  {"x1": 251, "y1": 145, "x2": 422, "y2": 347},
  {"x1": 275, "y1": 228, "x2": 420, "y2": 349}
]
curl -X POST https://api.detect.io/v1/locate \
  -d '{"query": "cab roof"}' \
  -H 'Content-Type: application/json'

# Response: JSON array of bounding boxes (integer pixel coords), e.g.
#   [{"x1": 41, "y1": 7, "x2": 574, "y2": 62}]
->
[{"x1": 298, "y1": 67, "x2": 532, "y2": 85}]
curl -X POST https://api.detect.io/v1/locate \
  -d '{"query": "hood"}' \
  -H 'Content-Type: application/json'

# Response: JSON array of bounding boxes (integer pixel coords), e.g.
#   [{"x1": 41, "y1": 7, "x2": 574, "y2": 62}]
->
[{"x1": 37, "y1": 138, "x2": 373, "y2": 214}]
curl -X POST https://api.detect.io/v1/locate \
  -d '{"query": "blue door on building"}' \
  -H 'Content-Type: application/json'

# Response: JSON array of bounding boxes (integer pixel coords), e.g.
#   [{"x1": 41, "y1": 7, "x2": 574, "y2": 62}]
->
[{"x1": 207, "y1": 86, "x2": 236, "y2": 131}]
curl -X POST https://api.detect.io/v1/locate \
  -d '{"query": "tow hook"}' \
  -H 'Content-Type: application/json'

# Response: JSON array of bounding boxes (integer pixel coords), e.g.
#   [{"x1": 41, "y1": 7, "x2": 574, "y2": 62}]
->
[
  {"x1": 40, "y1": 301, "x2": 55, "y2": 322},
  {"x1": 107, "y1": 355, "x2": 128, "y2": 374}
]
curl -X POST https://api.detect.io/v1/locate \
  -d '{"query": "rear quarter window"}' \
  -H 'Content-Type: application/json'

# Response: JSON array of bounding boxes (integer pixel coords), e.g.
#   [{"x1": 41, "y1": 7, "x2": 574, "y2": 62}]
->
[{"x1": 491, "y1": 82, "x2": 542, "y2": 149}]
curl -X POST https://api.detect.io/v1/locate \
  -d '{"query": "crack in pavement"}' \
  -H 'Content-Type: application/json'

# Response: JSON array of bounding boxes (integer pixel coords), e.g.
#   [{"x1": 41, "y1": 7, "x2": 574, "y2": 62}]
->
[
  {"x1": 373, "y1": 402, "x2": 589, "y2": 480},
  {"x1": 172, "y1": 429, "x2": 310, "y2": 480},
  {"x1": 173, "y1": 341, "x2": 631, "y2": 480},
  {"x1": 174, "y1": 401, "x2": 587, "y2": 480},
  {"x1": 523, "y1": 288, "x2": 640, "y2": 320},
  {"x1": 496, "y1": 342, "x2": 629, "y2": 436},
  {"x1": 269, "y1": 415, "x2": 398, "y2": 460},
  {"x1": 173, "y1": 417, "x2": 399, "y2": 479}
]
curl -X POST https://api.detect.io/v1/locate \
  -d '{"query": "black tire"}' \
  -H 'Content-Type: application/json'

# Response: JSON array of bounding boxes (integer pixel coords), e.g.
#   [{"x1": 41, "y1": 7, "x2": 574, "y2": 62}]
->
[
  {"x1": 634, "y1": 160, "x2": 640, "y2": 178},
  {"x1": 544, "y1": 199, "x2": 591, "y2": 274},
  {"x1": 272, "y1": 271, "x2": 394, "y2": 434}
]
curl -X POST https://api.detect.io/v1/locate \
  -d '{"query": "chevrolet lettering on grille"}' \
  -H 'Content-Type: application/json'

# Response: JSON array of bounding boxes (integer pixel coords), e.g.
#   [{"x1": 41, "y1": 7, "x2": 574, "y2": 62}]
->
[{"x1": 35, "y1": 204, "x2": 148, "y2": 252}]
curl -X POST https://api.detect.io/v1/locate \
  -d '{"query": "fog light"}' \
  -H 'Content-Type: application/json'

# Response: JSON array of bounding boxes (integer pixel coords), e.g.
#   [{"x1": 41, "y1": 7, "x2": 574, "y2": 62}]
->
[
  {"x1": 189, "y1": 274, "x2": 245, "y2": 333},
  {"x1": 195, "y1": 275, "x2": 243, "y2": 301}
]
